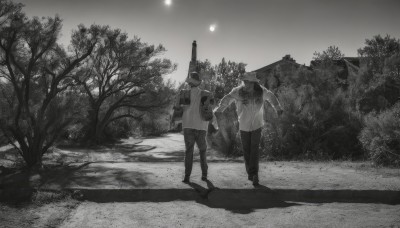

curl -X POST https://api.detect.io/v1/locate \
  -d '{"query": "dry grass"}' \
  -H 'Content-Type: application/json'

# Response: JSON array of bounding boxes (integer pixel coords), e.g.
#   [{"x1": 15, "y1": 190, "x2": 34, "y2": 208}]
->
[{"x1": 0, "y1": 190, "x2": 80, "y2": 228}]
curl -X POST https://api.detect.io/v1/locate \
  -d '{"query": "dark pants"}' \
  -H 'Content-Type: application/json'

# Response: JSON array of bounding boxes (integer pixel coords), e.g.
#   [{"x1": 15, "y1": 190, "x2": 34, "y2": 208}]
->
[
  {"x1": 240, "y1": 128, "x2": 262, "y2": 178},
  {"x1": 183, "y1": 128, "x2": 208, "y2": 177}
]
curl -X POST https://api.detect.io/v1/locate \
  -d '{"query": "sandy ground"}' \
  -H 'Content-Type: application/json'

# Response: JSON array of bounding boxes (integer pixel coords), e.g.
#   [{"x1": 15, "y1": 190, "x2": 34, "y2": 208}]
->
[
  {"x1": 0, "y1": 133, "x2": 233, "y2": 167},
  {"x1": 37, "y1": 162, "x2": 400, "y2": 191},
  {"x1": 60, "y1": 201, "x2": 400, "y2": 228},
  {"x1": 1, "y1": 133, "x2": 400, "y2": 228}
]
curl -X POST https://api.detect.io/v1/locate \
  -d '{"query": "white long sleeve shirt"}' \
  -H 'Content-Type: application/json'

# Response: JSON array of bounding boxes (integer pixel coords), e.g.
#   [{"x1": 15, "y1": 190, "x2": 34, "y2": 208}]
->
[
  {"x1": 180, "y1": 87, "x2": 209, "y2": 131},
  {"x1": 216, "y1": 85, "x2": 282, "y2": 132}
]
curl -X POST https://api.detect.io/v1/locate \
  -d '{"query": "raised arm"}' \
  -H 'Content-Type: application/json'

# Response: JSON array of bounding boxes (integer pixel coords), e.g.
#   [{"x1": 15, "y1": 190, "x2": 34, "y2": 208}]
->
[
  {"x1": 215, "y1": 87, "x2": 239, "y2": 113},
  {"x1": 262, "y1": 86, "x2": 283, "y2": 114}
]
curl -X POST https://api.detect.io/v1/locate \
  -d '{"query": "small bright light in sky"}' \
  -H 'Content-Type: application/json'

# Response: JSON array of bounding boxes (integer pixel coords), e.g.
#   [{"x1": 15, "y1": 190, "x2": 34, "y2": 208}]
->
[
  {"x1": 165, "y1": 0, "x2": 172, "y2": 6},
  {"x1": 209, "y1": 24, "x2": 216, "y2": 32}
]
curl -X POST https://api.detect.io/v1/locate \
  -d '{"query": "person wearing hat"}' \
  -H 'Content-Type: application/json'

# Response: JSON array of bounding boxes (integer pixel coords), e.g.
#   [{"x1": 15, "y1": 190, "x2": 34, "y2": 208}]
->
[
  {"x1": 174, "y1": 71, "x2": 214, "y2": 183},
  {"x1": 214, "y1": 72, "x2": 283, "y2": 186}
]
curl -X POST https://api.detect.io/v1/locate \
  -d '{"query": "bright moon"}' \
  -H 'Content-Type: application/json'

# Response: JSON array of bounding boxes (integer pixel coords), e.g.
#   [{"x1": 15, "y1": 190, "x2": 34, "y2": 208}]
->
[
  {"x1": 165, "y1": 0, "x2": 171, "y2": 6},
  {"x1": 209, "y1": 25, "x2": 216, "y2": 32}
]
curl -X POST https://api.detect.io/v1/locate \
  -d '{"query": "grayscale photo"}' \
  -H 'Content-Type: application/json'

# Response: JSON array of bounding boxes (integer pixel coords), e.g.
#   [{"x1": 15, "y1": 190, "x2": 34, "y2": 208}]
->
[{"x1": 1, "y1": 0, "x2": 400, "y2": 227}]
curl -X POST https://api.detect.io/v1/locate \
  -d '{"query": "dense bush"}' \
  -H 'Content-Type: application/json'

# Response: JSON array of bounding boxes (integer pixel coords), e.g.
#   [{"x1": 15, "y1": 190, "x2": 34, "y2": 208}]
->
[
  {"x1": 260, "y1": 66, "x2": 364, "y2": 160},
  {"x1": 359, "y1": 102, "x2": 400, "y2": 166},
  {"x1": 140, "y1": 115, "x2": 170, "y2": 137}
]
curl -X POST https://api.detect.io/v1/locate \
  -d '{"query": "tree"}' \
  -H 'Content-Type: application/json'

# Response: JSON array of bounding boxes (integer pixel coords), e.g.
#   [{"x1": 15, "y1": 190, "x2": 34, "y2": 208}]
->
[
  {"x1": 351, "y1": 35, "x2": 400, "y2": 113},
  {"x1": 215, "y1": 58, "x2": 246, "y2": 98},
  {"x1": 385, "y1": 54, "x2": 400, "y2": 77},
  {"x1": 313, "y1": 45, "x2": 344, "y2": 62},
  {"x1": 0, "y1": 0, "x2": 106, "y2": 167},
  {"x1": 196, "y1": 59, "x2": 217, "y2": 92},
  {"x1": 73, "y1": 28, "x2": 176, "y2": 143},
  {"x1": 267, "y1": 65, "x2": 363, "y2": 159},
  {"x1": 358, "y1": 34, "x2": 400, "y2": 74}
]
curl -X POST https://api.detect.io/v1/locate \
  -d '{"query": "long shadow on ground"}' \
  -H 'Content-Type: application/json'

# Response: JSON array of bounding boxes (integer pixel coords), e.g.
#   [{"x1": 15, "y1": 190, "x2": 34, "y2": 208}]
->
[
  {"x1": 73, "y1": 181, "x2": 300, "y2": 214},
  {"x1": 1, "y1": 165, "x2": 400, "y2": 214},
  {"x1": 74, "y1": 183, "x2": 400, "y2": 214}
]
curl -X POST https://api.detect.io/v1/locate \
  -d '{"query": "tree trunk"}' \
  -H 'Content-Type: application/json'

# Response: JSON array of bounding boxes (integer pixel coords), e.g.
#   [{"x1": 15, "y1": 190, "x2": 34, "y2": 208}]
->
[{"x1": 85, "y1": 103, "x2": 109, "y2": 144}]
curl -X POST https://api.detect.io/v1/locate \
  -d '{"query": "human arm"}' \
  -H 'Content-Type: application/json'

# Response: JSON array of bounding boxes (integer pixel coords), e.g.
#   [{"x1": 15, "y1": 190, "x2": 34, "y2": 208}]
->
[
  {"x1": 262, "y1": 86, "x2": 283, "y2": 116},
  {"x1": 214, "y1": 87, "x2": 240, "y2": 113}
]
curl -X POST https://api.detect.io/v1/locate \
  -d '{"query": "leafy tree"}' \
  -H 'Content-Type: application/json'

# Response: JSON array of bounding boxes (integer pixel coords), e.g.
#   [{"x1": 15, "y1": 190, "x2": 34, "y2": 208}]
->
[
  {"x1": 358, "y1": 34, "x2": 400, "y2": 74},
  {"x1": 73, "y1": 28, "x2": 176, "y2": 143},
  {"x1": 0, "y1": 0, "x2": 106, "y2": 167},
  {"x1": 196, "y1": 59, "x2": 217, "y2": 92},
  {"x1": 313, "y1": 45, "x2": 345, "y2": 62},
  {"x1": 215, "y1": 58, "x2": 246, "y2": 98},
  {"x1": 0, "y1": 0, "x2": 22, "y2": 26},
  {"x1": 192, "y1": 58, "x2": 246, "y2": 99},
  {"x1": 385, "y1": 53, "x2": 400, "y2": 77},
  {"x1": 350, "y1": 35, "x2": 400, "y2": 114}
]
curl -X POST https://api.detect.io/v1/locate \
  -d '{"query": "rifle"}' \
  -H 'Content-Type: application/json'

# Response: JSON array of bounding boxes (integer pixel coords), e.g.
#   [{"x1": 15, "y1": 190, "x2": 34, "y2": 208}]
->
[
  {"x1": 171, "y1": 40, "x2": 214, "y2": 126},
  {"x1": 179, "y1": 40, "x2": 198, "y2": 105},
  {"x1": 188, "y1": 40, "x2": 198, "y2": 77},
  {"x1": 171, "y1": 41, "x2": 198, "y2": 123}
]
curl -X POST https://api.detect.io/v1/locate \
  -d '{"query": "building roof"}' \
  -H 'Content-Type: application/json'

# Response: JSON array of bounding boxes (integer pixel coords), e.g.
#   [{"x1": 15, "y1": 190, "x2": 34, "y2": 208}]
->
[{"x1": 253, "y1": 55, "x2": 302, "y2": 74}]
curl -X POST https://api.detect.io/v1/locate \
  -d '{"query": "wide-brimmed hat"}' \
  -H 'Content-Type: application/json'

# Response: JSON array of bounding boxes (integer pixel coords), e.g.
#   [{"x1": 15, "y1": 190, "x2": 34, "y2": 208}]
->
[
  {"x1": 186, "y1": 71, "x2": 201, "y2": 86},
  {"x1": 241, "y1": 72, "x2": 259, "y2": 83}
]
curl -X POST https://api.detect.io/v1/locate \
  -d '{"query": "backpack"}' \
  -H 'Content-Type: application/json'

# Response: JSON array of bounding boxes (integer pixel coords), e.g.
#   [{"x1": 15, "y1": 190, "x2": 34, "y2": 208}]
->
[{"x1": 200, "y1": 91, "x2": 214, "y2": 121}]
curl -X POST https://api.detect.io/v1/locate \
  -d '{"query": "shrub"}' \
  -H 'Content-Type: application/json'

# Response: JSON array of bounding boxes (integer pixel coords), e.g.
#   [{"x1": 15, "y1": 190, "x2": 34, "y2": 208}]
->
[
  {"x1": 260, "y1": 67, "x2": 364, "y2": 161},
  {"x1": 359, "y1": 102, "x2": 400, "y2": 166},
  {"x1": 259, "y1": 123, "x2": 281, "y2": 159},
  {"x1": 105, "y1": 118, "x2": 133, "y2": 139}
]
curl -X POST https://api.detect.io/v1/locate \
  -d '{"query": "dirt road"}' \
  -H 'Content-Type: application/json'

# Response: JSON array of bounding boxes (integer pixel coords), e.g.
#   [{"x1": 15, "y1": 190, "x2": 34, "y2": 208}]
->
[
  {"x1": 60, "y1": 201, "x2": 400, "y2": 228},
  {"x1": 50, "y1": 133, "x2": 231, "y2": 163},
  {"x1": 1, "y1": 133, "x2": 400, "y2": 227}
]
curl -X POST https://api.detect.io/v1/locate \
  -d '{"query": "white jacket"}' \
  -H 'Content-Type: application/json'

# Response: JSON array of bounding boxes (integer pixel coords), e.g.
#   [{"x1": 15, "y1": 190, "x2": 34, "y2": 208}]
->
[{"x1": 216, "y1": 85, "x2": 282, "y2": 131}]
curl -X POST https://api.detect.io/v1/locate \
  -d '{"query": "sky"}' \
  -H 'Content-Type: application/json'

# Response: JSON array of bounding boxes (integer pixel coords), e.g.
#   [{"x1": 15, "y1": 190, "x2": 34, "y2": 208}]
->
[{"x1": 14, "y1": 0, "x2": 400, "y2": 84}]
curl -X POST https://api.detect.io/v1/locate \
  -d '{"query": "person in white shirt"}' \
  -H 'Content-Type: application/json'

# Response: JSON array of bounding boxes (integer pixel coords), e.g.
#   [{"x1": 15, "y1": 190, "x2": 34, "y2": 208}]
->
[
  {"x1": 174, "y1": 72, "x2": 213, "y2": 183},
  {"x1": 214, "y1": 72, "x2": 283, "y2": 186}
]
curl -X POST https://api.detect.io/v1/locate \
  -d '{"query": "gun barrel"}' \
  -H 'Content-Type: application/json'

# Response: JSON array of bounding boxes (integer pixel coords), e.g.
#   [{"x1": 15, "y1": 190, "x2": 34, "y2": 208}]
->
[{"x1": 191, "y1": 40, "x2": 197, "y2": 62}]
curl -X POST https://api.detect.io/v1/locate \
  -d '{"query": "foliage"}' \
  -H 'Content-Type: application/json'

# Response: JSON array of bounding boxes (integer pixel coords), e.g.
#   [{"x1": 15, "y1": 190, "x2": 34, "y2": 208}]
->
[
  {"x1": 358, "y1": 34, "x2": 400, "y2": 74},
  {"x1": 73, "y1": 27, "x2": 176, "y2": 143},
  {"x1": 196, "y1": 58, "x2": 246, "y2": 99},
  {"x1": 197, "y1": 59, "x2": 217, "y2": 92},
  {"x1": 385, "y1": 53, "x2": 400, "y2": 77},
  {"x1": 139, "y1": 80, "x2": 177, "y2": 137},
  {"x1": 262, "y1": 66, "x2": 363, "y2": 160},
  {"x1": 313, "y1": 45, "x2": 344, "y2": 62},
  {"x1": 347, "y1": 52, "x2": 400, "y2": 114},
  {"x1": 1, "y1": 0, "x2": 400, "y2": 169},
  {"x1": 0, "y1": 0, "x2": 106, "y2": 167},
  {"x1": 214, "y1": 58, "x2": 246, "y2": 98},
  {"x1": 359, "y1": 102, "x2": 400, "y2": 166}
]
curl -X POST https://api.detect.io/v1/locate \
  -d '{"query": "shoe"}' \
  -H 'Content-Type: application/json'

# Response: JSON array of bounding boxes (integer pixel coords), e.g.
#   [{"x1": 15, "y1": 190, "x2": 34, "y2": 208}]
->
[
  {"x1": 201, "y1": 176, "x2": 207, "y2": 181},
  {"x1": 252, "y1": 176, "x2": 259, "y2": 186},
  {"x1": 182, "y1": 176, "x2": 190, "y2": 183}
]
